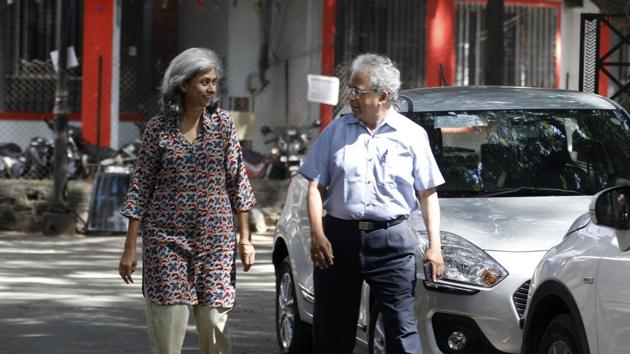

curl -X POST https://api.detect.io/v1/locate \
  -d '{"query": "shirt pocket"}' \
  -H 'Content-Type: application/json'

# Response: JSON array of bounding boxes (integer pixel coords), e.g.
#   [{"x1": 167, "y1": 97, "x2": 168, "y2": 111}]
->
[
  {"x1": 339, "y1": 146, "x2": 365, "y2": 205},
  {"x1": 378, "y1": 144, "x2": 414, "y2": 186}
]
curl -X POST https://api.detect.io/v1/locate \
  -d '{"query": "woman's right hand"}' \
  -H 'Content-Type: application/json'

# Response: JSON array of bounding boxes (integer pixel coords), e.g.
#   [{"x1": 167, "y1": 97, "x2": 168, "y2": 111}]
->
[
  {"x1": 118, "y1": 247, "x2": 137, "y2": 284},
  {"x1": 118, "y1": 248, "x2": 137, "y2": 284},
  {"x1": 119, "y1": 219, "x2": 140, "y2": 284}
]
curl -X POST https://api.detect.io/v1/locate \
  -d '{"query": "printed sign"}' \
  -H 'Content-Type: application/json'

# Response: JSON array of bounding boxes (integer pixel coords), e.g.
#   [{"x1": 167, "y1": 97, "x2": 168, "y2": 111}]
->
[{"x1": 307, "y1": 74, "x2": 340, "y2": 106}]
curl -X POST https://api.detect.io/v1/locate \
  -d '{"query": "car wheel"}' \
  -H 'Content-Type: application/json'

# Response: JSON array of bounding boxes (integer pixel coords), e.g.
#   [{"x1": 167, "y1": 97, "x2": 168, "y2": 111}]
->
[
  {"x1": 368, "y1": 305, "x2": 387, "y2": 354},
  {"x1": 538, "y1": 313, "x2": 583, "y2": 354},
  {"x1": 276, "y1": 256, "x2": 312, "y2": 354}
]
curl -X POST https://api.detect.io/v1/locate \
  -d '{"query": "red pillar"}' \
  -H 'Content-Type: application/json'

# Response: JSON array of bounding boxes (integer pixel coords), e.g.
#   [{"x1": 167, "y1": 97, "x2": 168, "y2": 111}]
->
[
  {"x1": 320, "y1": 0, "x2": 335, "y2": 130},
  {"x1": 82, "y1": 0, "x2": 119, "y2": 147},
  {"x1": 425, "y1": 0, "x2": 455, "y2": 87},
  {"x1": 598, "y1": 22, "x2": 610, "y2": 96}
]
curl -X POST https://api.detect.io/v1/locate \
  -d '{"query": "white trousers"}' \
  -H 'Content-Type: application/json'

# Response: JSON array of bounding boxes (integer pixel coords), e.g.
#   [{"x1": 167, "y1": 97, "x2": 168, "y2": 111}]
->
[{"x1": 146, "y1": 300, "x2": 232, "y2": 354}]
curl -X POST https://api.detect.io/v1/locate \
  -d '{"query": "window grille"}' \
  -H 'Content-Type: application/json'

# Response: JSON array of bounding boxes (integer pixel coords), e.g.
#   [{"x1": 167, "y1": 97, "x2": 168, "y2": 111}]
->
[
  {"x1": 335, "y1": 0, "x2": 425, "y2": 89},
  {"x1": 455, "y1": 1, "x2": 558, "y2": 87},
  {"x1": 2, "y1": 1, "x2": 83, "y2": 112}
]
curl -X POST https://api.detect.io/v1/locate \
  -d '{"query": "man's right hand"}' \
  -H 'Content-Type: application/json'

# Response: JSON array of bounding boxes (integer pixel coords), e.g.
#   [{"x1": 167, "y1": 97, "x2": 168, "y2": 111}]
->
[{"x1": 310, "y1": 233, "x2": 334, "y2": 269}]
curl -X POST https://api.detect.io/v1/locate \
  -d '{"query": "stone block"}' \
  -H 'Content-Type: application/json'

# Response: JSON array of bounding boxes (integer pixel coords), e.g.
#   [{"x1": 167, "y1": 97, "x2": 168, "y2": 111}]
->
[{"x1": 0, "y1": 179, "x2": 91, "y2": 232}]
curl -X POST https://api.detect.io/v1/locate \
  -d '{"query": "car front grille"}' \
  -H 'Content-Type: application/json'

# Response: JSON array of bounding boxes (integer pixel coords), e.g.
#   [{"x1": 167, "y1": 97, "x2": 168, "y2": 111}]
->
[{"x1": 512, "y1": 280, "x2": 530, "y2": 319}]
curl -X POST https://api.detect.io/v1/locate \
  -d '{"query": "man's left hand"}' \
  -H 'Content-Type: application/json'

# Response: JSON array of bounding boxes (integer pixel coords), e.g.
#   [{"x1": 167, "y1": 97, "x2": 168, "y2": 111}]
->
[{"x1": 424, "y1": 246, "x2": 444, "y2": 282}]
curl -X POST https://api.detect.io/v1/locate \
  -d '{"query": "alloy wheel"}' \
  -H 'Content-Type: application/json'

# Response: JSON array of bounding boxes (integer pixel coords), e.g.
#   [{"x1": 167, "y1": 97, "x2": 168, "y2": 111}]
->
[
  {"x1": 546, "y1": 340, "x2": 573, "y2": 354},
  {"x1": 278, "y1": 271, "x2": 295, "y2": 351}
]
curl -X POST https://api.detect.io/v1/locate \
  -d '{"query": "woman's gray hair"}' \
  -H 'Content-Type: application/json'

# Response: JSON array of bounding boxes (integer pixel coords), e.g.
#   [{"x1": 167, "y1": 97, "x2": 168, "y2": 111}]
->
[
  {"x1": 159, "y1": 47, "x2": 223, "y2": 115},
  {"x1": 350, "y1": 53, "x2": 401, "y2": 101}
]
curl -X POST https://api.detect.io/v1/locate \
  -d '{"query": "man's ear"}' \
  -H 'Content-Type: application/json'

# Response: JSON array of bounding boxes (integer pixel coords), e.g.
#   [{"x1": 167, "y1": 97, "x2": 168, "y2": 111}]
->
[
  {"x1": 179, "y1": 83, "x2": 187, "y2": 93},
  {"x1": 379, "y1": 90, "x2": 389, "y2": 104}
]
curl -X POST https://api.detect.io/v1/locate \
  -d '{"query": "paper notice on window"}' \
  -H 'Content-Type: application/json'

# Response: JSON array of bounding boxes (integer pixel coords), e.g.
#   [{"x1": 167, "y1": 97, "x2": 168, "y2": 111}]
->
[
  {"x1": 307, "y1": 74, "x2": 339, "y2": 106},
  {"x1": 50, "y1": 46, "x2": 79, "y2": 72}
]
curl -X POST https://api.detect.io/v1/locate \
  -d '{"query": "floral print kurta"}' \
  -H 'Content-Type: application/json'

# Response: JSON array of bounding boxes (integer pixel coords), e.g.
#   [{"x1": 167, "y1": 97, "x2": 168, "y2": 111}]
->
[{"x1": 121, "y1": 106, "x2": 257, "y2": 307}]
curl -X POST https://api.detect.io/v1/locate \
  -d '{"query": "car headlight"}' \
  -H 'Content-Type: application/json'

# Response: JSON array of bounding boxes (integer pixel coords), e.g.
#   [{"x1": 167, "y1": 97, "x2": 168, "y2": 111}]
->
[
  {"x1": 413, "y1": 228, "x2": 508, "y2": 288},
  {"x1": 440, "y1": 232, "x2": 507, "y2": 287}
]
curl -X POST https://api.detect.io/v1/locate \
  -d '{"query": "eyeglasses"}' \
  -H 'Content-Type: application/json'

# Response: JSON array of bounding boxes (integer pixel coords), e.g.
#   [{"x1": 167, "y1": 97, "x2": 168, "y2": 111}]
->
[{"x1": 347, "y1": 87, "x2": 379, "y2": 97}]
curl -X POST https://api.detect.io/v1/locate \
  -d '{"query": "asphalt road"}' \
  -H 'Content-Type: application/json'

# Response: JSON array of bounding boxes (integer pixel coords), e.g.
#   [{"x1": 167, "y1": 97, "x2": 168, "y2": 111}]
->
[{"x1": 0, "y1": 231, "x2": 278, "y2": 354}]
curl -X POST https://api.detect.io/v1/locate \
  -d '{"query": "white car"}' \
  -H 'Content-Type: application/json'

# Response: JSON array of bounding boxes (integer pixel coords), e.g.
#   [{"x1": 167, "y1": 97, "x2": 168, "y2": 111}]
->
[
  {"x1": 272, "y1": 86, "x2": 630, "y2": 354},
  {"x1": 521, "y1": 184, "x2": 630, "y2": 354}
]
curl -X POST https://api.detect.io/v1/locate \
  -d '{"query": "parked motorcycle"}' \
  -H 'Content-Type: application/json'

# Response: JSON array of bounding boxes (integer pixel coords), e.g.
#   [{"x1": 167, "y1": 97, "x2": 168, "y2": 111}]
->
[
  {"x1": 44, "y1": 119, "x2": 143, "y2": 179},
  {"x1": 0, "y1": 143, "x2": 27, "y2": 178},
  {"x1": 21, "y1": 136, "x2": 53, "y2": 179},
  {"x1": 272, "y1": 126, "x2": 310, "y2": 176},
  {"x1": 242, "y1": 145, "x2": 285, "y2": 179},
  {"x1": 0, "y1": 133, "x2": 57, "y2": 180},
  {"x1": 242, "y1": 124, "x2": 315, "y2": 180}
]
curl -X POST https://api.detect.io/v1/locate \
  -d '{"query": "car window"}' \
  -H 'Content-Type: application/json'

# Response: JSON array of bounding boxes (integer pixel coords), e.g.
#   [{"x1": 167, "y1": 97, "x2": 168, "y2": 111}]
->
[{"x1": 407, "y1": 109, "x2": 630, "y2": 197}]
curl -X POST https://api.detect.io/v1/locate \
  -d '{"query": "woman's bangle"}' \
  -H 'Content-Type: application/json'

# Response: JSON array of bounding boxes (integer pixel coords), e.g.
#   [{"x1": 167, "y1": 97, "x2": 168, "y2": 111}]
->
[{"x1": 238, "y1": 241, "x2": 252, "y2": 246}]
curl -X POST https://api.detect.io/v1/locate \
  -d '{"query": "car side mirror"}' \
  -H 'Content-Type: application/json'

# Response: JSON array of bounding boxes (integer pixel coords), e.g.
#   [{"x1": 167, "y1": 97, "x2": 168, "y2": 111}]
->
[{"x1": 591, "y1": 185, "x2": 630, "y2": 251}]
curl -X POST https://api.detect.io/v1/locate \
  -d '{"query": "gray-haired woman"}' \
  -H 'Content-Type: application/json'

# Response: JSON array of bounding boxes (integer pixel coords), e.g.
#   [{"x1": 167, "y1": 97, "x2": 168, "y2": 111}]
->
[{"x1": 118, "y1": 47, "x2": 257, "y2": 354}]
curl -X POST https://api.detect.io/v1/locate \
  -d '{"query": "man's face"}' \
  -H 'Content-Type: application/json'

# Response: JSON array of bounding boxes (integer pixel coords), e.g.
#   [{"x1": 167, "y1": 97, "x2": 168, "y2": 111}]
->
[{"x1": 347, "y1": 71, "x2": 381, "y2": 122}]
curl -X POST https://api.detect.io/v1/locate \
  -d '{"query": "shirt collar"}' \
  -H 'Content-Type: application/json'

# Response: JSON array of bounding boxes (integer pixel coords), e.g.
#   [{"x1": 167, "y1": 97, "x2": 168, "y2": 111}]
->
[
  {"x1": 201, "y1": 104, "x2": 218, "y2": 133},
  {"x1": 342, "y1": 108, "x2": 401, "y2": 132},
  {"x1": 382, "y1": 108, "x2": 404, "y2": 131}
]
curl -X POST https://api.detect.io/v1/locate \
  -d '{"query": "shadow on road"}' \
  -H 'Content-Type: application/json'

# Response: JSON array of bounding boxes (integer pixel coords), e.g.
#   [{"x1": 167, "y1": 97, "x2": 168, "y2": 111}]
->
[{"x1": 0, "y1": 233, "x2": 278, "y2": 354}]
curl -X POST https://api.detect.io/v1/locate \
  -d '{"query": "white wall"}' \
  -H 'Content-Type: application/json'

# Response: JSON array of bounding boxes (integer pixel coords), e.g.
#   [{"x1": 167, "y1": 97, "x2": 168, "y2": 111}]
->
[
  {"x1": 561, "y1": 0, "x2": 600, "y2": 91},
  {"x1": 176, "y1": 1, "x2": 262, "y2": 100},
  {"x1": 173, "y1": 0, "x2": 322, "y2": 153},
  {"x1": 252, "y1": 0, "x2": 321, "y2": 153},
  {"x1": 227, "y1": 1, "x2": 261, "y2": 98}
]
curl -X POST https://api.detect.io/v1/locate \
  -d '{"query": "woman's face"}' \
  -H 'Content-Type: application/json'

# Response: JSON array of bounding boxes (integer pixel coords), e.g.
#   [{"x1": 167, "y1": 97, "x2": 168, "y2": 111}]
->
[{"x1": 181, "y1": 68, "x2": 218, "y2": 111}]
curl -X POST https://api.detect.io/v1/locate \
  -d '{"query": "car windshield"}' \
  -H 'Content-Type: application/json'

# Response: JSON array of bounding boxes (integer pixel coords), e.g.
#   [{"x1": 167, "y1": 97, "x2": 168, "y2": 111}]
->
[{"x1": 406, "y1": 109, "x2": 630, "y2": 197}]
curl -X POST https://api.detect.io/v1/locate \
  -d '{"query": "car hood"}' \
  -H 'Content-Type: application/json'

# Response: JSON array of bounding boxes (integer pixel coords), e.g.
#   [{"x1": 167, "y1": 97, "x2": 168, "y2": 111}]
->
[{"x1": 438, "y1": 196, "x2": 593, "y2": 252}]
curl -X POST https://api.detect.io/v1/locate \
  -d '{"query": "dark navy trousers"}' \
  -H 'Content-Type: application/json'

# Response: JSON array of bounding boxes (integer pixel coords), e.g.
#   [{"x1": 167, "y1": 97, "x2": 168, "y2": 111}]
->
[{"x1": 313, "y1": 215, "x2": 421, "y2": 354}]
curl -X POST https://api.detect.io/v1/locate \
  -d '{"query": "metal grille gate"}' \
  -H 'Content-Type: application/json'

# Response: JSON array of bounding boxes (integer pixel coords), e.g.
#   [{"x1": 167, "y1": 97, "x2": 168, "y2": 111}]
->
[{"x1": 580, "y1": 14, "x2": 630, "y2": 101}]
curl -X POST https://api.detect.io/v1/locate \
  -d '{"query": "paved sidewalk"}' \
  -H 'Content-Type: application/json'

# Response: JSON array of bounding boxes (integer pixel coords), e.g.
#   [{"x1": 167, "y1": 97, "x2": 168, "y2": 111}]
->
[{"x1": 0, "y1": 232, "x2": 277, "y2": 354}]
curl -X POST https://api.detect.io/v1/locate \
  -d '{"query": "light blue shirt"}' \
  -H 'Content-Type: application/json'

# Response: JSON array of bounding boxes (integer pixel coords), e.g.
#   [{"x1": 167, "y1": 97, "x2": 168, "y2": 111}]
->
[{"x1": 299, "y1": 109, "x2": 444, "y2": 221}]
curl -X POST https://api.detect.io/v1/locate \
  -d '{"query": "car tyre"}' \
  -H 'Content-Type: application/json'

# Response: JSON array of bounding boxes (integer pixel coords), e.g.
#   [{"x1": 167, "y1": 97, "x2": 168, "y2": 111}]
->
[
  {"x1": 276, "y1": 256, "x2": 312, "y2": 354},
  {"x1": 368, "y1": 305, "x2": 387, "y2": 354},
  {"x1": 537, "y1": 313, "x2": 585, "y2": 354}
]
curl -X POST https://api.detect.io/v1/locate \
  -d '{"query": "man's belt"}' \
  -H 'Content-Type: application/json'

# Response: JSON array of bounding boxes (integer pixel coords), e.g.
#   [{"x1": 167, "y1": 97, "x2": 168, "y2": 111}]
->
[{"x1": 328, "y1": 214, "x2": 409, "y2": 231}]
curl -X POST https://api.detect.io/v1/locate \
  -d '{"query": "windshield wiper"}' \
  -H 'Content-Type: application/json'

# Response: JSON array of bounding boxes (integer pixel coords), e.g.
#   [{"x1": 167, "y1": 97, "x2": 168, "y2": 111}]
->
[{"x1": 478, "y1": 186, "x2": 581, "y2": 197}]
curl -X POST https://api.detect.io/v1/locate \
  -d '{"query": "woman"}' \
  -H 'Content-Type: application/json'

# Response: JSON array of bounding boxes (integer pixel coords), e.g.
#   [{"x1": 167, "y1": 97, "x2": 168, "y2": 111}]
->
[{"x1": 117, "y1": 47, "x2": 257, "y2": 354}]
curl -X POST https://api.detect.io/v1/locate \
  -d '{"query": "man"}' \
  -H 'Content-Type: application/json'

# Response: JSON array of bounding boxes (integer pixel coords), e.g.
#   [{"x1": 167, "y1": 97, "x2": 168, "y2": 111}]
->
[{"x1": 298, "y1": 53, "x2": 444, "y2": 354}]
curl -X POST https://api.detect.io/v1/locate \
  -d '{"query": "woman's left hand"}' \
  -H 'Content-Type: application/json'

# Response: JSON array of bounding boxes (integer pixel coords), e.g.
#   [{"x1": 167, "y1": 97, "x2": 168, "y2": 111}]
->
[{"x1": 238, "y1": 242, "x2": 256, "y2": 272}]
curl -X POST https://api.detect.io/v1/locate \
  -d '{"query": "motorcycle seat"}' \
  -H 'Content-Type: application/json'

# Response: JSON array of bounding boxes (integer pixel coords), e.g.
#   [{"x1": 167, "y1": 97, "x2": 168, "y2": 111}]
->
[{"x1": 0, "y1": 143, "x2": 22, "y2": 157}]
